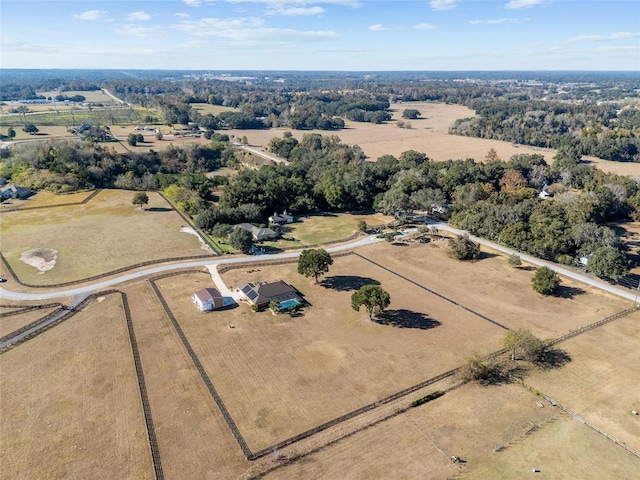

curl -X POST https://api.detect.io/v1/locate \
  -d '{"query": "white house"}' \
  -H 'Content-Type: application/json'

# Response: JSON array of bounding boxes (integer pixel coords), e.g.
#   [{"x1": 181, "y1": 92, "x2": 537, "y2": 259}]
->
[
  {"x1": 193, "y1": 288, "x2": 224, "y2": 311},
  {"x1": 269, "y1": 210, "x2": 294, "y2": 225},
  {"x1": 235, "y1": 223, "x2": 277, "y2": 241}
]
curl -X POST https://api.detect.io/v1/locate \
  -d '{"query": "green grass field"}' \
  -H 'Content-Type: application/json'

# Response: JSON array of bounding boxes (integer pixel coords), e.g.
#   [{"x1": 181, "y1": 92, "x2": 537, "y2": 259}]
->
[
  {"x1": 189, "y1": 103, "x2": 239, "y2": 115},
  {"x1": 0, "y1": 106, "x2": 164, "y2": 127}
]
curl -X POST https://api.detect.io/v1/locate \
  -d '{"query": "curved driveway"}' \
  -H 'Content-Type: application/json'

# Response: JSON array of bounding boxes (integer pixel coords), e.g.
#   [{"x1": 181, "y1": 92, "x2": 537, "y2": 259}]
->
[{"x1": 1, "y1": 224, "x2": 638, "y2": 304}]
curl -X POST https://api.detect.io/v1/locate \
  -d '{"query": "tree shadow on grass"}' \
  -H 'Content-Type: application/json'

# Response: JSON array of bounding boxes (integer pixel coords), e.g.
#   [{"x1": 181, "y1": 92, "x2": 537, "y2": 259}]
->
[
  {"x1": 146, "y1": 207, "x2": 173, "y2": 212},
  {"x1": 320, "y1": 275, "x2": 380, "y2": 292},
  {"x1": 537, "y1": 348, "x2": 572, "y2": 370},
  {"x1": 555, "y1": 285, "x2": 586, "y2": 299},
  {"x1": 375, "y1": 309, "x2": 441, "y2": 330}
]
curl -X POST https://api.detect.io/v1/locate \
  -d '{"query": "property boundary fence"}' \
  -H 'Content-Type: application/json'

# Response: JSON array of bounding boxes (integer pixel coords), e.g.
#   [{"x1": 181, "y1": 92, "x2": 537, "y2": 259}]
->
[
  {"x1": 513, "y1": 377, "x2": 640, "y2": 460},
  {"x1": 547, "y1": 305, "x2": 639, "y2": 346},
  {"x1": 148, "y1": 274, "x2": 253, "y2": 459},
  {"x1": 0, "y1": 189, "x2": 101, "y2": 213},
  {"x1": 0, "y1": 302, "x2": 63, "y2": 318},
  {"x1": 353, "y1": 252, "x2": 510, "y2": 331},
  {"x1": 120, "y1": 292, "x2": 165, "y2": 480},
  {"x1": 217, "y1": 251, "x2": 354, "y2": 275},
  {"x1": 0, "y1": 304, "x2": 65, "y2": 344},
  {"x1": 0, "y1": 290, "x2": 165, "y2": 479}
]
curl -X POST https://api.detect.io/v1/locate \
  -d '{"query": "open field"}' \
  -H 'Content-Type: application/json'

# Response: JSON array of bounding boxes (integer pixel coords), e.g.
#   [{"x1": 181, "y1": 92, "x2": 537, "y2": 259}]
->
[
  {"x1": 224, "y1": 102, "x2": 640, "y2": 176},
  {"x1": 263, "y1": 382, "x2": 558, "y2": 480},
  {"x1": 0, "y1": 189, "x2": 210, "y2": 286},
  {"x1": 190, "y1": 103, "x2": 239, "y2": 115},
  {"x1": 0, "y1": 106, "x2": 162, "y2": 127},
  {"x1": 159, "y1": 252, "x2": 508, "y2": 451},
  {"x1": 121, "y1": 278, "x2": 250, "y2": 479},
  {"x1": 465, "y1": 413, "x2": 640, "y2": 479},
  {"x1": 260, "y1": 211, "x2": 393, "y2": 250},
  {"x1": 1, "y1": 233, "x2": 634, "y2": 478},
  {"x1": 525, "y1": 310, "x2": 640, "y2": 453},
  {"x1": 0, "y1": 189, "x2": 95, "y2": 210},
  {"x1": 365, "y1": 241, "x2": 631, "y2": 339},
  {"x1": 151, "y1": 240, "x2": 627, "y2": 454},
  {"x1": 37, "y1": 90, "x2": 117, "y2": 104},
  {"x1": 0, "y1": 294, "x2": 153, "y2": 479}
]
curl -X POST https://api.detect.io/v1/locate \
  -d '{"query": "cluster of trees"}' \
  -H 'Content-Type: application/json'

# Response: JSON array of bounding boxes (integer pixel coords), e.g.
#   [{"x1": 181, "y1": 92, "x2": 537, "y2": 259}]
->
[
  {"x1": 193, "y1": 132, "x2": 638, "y2": 281},
  {"x1": 295, "y1": 248, "x2": 391, "y2": 321},
  {"x1": 450, "y1": 98, "x2": 639, "y2": 163},
  {"x1": 450, "y1": 151, "x2": 637, "y2": 280},
  {"x1": 0, "y1": 136, "x2": 232, "y2": 194}
]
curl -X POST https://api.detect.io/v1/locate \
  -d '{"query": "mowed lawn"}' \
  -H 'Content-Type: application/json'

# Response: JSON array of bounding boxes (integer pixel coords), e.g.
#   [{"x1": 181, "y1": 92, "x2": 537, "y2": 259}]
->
[
  {"x1": 266, "y1": 211, "x2": 393, "y2": 248},
  {"x1": 0, "y1": 189, "x2": 210, "y2": 285}
]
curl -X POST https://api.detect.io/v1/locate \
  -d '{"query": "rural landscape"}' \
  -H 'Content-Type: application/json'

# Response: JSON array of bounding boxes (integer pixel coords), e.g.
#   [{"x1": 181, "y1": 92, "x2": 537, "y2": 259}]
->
[{"x1": 1, "y1": 66, "x2": 639, "y2": 479}]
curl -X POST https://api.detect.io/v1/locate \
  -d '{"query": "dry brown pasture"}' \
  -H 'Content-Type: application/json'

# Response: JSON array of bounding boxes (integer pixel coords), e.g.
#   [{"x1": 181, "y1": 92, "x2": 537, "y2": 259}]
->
[
  {"x1": 224, "y1": 102, "x2": 640, "y2": 177},
  {"x1": 156, "y1": 257, "x2": 506, "y2": 452},
  {"x1": 153, "y1": 241, "x2": 627, "y2": 454},
  {"x1": 0, "y1": 294, "x2": 153, "y2": 479},
  {"x1": 0, "y1": 189, "x2": 94, "y2": 211},
  {"x1": 465, "y1": 413, "x2": 640, "y2": 480},
  {"x1": 121, "y1": 277, "x2": 250, "y2": 480},
  {"x1": 525, "y1": 310, "x2": 640, "y2": 453},
  {"x1": 262, "y1": 382, "x2": 558, "y2": 480},
  {"x1": 1, "y1": 238, "x2": 634, "y2": 479},
  {"x1": 0, "y1": 189, "x2": 209, "y2": 286}
]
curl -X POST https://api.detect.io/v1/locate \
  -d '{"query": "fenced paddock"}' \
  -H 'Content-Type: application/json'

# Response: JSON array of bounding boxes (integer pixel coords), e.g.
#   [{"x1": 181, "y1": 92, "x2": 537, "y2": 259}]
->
[{"x1": 0, "y1": 293, "x2": 156, "y2": 479}]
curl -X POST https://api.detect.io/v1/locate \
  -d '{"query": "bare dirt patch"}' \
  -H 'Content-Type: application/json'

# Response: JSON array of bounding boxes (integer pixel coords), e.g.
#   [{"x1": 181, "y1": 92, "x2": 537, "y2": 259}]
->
[
  {"x1": 0, "y1": 294, "x2": 153, "y2": 479},
  {"x1": 19, "y1": 248, "x2": 57, "y2": 274}
]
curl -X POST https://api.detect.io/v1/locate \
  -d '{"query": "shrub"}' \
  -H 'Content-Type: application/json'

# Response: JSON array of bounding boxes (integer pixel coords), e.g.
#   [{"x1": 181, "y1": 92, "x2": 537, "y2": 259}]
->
[
  {"x1": 531, "y1": 266, "x2": 561, "y2": 295},
  {"x1": 448, "y1": 234, "x2": 481, "y2": 261},
  {"x1": 507, "y1": 253, "x2": 522, "y2": 268}
]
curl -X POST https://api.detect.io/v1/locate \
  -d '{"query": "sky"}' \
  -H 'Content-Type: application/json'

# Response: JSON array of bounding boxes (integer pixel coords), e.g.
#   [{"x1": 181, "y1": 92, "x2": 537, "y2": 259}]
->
[{"x1": 1, "y1": 0, "x2": 639, "y2": 71}]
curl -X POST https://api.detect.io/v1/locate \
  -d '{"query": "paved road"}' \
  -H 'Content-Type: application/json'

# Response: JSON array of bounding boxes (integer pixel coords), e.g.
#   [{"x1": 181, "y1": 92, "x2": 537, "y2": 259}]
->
[
  {"x1": 0, "y1": 234, "x2": 382, "y2": 303},
  {"x1": 232, "y1": 143, "x2": 289, "y2": 164},
  {"x1": 1, "y1": 224, "x2": 637, "y2": 304}
]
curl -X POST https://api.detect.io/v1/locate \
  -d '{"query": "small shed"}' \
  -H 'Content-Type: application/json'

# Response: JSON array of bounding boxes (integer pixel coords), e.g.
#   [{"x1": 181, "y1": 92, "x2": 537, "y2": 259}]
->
[{"x1": 193, "y1": 287, "x2": 224, "y2": 311}]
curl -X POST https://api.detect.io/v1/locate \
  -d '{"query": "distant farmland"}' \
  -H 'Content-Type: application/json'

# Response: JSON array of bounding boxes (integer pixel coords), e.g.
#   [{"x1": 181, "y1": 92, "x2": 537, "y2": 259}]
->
[{"x1": 0, "y1": 106, "x2": 163, "y2": 127}]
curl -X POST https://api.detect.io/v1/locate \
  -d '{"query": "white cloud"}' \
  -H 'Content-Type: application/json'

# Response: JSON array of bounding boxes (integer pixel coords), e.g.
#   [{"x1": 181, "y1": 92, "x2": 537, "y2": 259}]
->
[
  {"x1": 179, "y1": 27, "x2": 339, "y2": 47},
  {"x1": 174, "y1": 17, "x2": 265, "y2": 35},
  {"x1": 597, "y1": 45, "x2": 640, "y2": 52},
  {"x1": 183, "y1": 0, "x2": 203, "y2": 6},
  {"x1": 505, "y1": 0, "x2": 545, "y2": 9},
  {"x1": 172, "y1": 16, "x2": 337, "y2": 46},
  {"x1": 73, "y1": 10, "x2": 108, "y2": 21},
  {"x1": 127, "y1": 11, "x2": 152, "y2": 21},
  {"x1": 469, "y1": 18, "x2": 528, "y2": 25},
  {"x1": 175, "y1": 12, "x2": 190, "y2": 18},
  {"x1": 369, "y1": 24, "x2": 388, "y2": 31},
  {"x1": 224, "y1": 0, "x2": 360, "y2": 6},
  {"x1": 115, "y1": 25, "x2": 164, "y2": 38},
  {"x1": 414, "y1": 23, "x2": 437, "y2": 30},
  {"x1": 430, "y1": 0, "x2": 456, "y2": 11},
  {"x1": 266, "y1": 6, "x2": 325, "y2": 15},
  {"x1": 567, "y1": 32, "x2": 640, "y2": 43}
]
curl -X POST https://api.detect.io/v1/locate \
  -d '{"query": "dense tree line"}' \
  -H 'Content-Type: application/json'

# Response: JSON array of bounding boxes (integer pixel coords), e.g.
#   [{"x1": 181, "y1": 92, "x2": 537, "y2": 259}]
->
[
  {"x1": 450, "y1": 98, "x2": 640, "y2": 162},
  {"x1": 0, "y1": 136, "x2": 232, "y2": 194}
]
